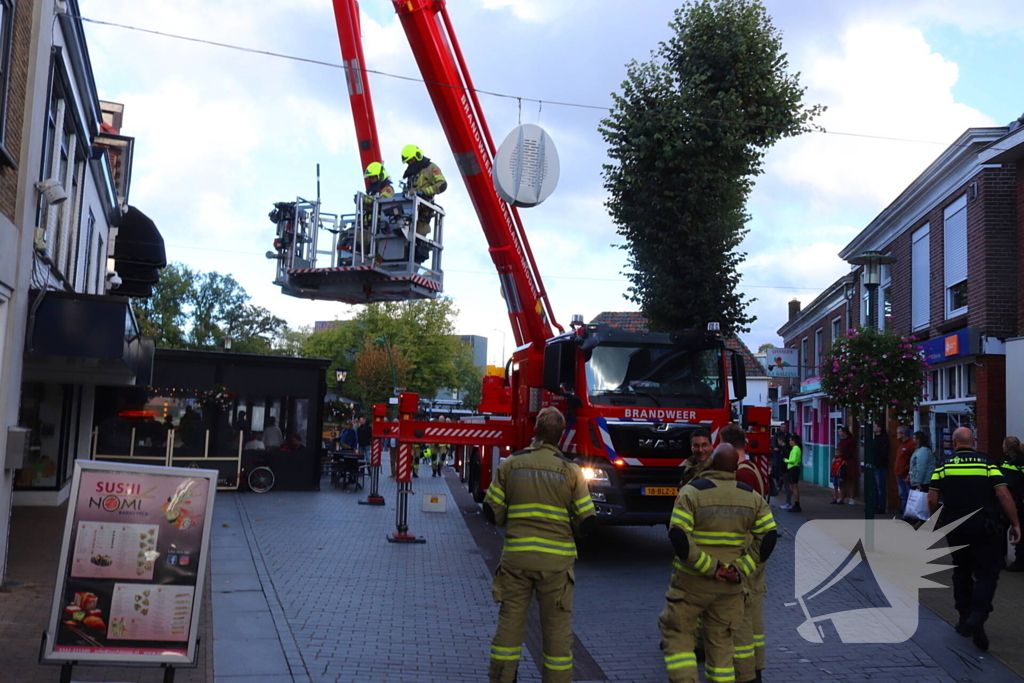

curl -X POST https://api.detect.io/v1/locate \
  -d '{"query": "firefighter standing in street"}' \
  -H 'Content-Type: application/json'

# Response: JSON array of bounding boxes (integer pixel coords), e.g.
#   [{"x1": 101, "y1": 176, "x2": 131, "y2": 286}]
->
[
  {"x1": 660, "y1": 443, "x2": 778, "y2": 683},
  {"x1": 401, "y1": 144, "x2": 447, "y2": 238},
  {"x1": 927, "y1": 427, "x2": 1021, "y2": 651},
  {"x1": 720, "y1": 424, "x2": 769, "y2": 682},
  {"x1": 483, "y1": 407, "x2": 596, "y2": 683},
  {"x1": 679, "y1": 428, "x2": 714, "y2": 488}
]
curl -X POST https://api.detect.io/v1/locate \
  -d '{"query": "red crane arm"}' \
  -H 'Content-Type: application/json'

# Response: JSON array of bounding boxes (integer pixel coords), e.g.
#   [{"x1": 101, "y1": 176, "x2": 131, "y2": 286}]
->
[
  {"x1": 390, "y1": 0, "x2": 562, "y2": 348},
  {"x1": 332, "y1": 0, "x2": 384, "y2": 178}
]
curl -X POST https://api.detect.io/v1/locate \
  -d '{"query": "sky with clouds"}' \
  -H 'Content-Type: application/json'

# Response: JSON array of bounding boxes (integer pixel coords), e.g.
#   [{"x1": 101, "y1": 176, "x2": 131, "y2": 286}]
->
[{"x1": 80, "y1": 0, "x2": 1024, "y2": 365}]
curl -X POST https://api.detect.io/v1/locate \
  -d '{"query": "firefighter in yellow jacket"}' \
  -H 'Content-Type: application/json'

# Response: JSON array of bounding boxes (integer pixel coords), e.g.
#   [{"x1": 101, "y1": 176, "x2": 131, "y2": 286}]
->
[
  {"x1": 400, "y1": 144, "x2": 447, "y2": 237},
  {"x1": 483, "y1": 407, "x2": 596, "y2": 683},
  {"x1": 660, "y1": 443, "x2": 778, "y2": 683}
]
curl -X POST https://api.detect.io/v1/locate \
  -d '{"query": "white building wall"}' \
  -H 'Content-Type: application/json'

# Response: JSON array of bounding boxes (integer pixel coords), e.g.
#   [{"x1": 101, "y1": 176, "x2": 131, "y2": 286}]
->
[{"x1": 1007, "y1": 338, "x2": 1024, "y2": 440}]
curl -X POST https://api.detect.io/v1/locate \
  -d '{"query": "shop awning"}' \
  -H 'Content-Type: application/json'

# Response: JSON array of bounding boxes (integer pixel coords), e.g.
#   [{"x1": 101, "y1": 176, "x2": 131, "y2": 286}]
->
[
  {"x1": 112, "y1": 205, "x2": 166, "y2": 298},
  {"x1": 23, "y1": 292, "x2": 154, "y2": 386}
]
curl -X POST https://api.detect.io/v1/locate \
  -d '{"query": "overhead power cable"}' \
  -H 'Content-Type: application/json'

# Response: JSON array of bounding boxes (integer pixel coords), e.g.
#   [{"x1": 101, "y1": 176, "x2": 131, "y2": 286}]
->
[{"x1": 77, "y1": 15, "x2": 1013, "y2": 152}]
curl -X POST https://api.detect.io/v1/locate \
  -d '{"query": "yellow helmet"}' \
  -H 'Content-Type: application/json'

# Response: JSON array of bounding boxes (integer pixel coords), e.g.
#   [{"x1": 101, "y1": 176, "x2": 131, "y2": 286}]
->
[
  {"x1": 401, "y1": 144, "x2": 424, "y2": 164},
  {"x1": 364, "y1": 161, "x2": 387, "y2": 181}
]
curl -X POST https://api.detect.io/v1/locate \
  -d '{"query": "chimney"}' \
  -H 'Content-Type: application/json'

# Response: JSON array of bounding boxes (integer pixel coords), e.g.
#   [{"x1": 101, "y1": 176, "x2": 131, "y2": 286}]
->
[{"x1": 788, "y1": 298, "x2": 802, "y2": 320}]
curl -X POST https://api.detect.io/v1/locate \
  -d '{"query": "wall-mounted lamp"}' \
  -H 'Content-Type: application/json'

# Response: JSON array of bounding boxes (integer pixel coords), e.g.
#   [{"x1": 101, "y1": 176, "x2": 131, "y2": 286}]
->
[
  {"x1": 35, "y1": 179, "x2": 68, "y2": 206},
  {"x1": 105, "y1": 269, "x2": 122, "y2": 289},
  {"x1": 335, "y1": 368, "x2": 348, "y2": 383}
]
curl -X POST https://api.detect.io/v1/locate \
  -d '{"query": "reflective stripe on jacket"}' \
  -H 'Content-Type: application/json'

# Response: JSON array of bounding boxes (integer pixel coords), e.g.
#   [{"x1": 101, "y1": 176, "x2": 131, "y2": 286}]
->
[{"x1": 484, "y1": 443, "x2": 595, "y2": 571}]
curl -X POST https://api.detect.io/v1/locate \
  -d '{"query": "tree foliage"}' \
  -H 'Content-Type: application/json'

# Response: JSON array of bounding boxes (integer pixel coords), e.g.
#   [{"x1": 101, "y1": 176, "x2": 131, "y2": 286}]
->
[
  {"x1": 819, "y1": 326, "x2": 927, "y2": 425},
  {"x1": 599, "y1": 0, "x2": 823, "y2": 335},
  {"x1": 299, "y1": 298, "x2": 480, "y2": 411},
  {"x1": 134, "y1": 262, "x2": 290, "y2": 354}
]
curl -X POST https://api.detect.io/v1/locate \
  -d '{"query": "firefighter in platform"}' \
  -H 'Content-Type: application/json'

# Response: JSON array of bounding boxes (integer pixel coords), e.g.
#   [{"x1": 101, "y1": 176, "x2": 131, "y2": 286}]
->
[
  {"x1": 660, "y1": 443, "x2": 778, "y2": 683},
  {"x1": 927, "y1": 427, "x2": 1021, "y2": 651},
  {"x1": 483, "y1": 407, "x2": 596, "y2": 683},
  {"x1": 679, "y1": 428, "x2": 714, "y2": 488},
  {"x1": 401, "y1": 144, "x2": 447, "y2": 257}
]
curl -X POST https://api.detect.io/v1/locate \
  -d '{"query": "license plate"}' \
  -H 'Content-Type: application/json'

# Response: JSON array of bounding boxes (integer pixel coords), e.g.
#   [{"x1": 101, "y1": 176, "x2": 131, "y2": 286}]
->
[{"x1": 642, "y1": 486, "x2": 678, "y2": 496}]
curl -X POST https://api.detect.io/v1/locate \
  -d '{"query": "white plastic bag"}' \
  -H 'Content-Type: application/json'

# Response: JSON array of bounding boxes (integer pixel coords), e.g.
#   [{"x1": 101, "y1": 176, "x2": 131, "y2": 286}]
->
[{"x1": 904, "y1": 488, "x2": 930, "y2": 522}]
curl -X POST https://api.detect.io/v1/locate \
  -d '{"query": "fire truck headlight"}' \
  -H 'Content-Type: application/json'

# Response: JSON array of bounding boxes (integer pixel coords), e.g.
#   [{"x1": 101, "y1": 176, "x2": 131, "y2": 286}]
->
[{"x1": 581, "y1": 467, "x2": 610, "y2": 485}]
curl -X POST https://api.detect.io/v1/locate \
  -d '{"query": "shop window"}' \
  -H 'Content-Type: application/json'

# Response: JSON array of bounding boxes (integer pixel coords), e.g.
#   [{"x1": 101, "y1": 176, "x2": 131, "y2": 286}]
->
[
  {"x1": 814, "y1": 328, "x2": 823, "y2": 376},
  {"x1": 15, "y1": 383, "x2": 74, "y2": 489},
  {"x1": 911, "y1": 224, "x2": 930, "y2": 330},
  {"x1": 0, "y1": 0, "x2": 15, "y2": 168},
  {"x1": 802, "y1": 404, "x2": 812, "y2": 446},
  {"x1": 966, "y1": 363, "x2": 976, "y2": 397}
]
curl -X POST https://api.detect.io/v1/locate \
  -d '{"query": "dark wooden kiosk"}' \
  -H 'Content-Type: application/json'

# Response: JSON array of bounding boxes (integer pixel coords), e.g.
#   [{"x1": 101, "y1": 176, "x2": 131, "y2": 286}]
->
[{"x1": 93, "y1": 349, "x2": 330, "y2": 491}]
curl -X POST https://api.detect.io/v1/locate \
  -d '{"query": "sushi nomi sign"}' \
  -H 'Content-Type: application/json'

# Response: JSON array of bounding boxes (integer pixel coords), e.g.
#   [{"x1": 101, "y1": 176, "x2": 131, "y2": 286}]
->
[{"x1": 42, "y1": 460, "x2": 217, "y2": 667}]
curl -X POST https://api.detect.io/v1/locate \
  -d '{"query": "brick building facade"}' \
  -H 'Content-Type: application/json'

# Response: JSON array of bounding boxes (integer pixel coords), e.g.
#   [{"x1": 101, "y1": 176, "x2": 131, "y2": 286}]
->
[{"x1": 780, "y1": 121, "x2": 1024, "y2": 506}]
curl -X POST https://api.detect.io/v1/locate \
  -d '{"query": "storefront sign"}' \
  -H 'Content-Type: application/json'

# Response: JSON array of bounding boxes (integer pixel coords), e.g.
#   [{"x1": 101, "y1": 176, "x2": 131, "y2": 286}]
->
[
  {"x1": 42, "y1": 460, "x2": 217, "y2": 666},
  {"x1": 800, "y1": 376, "x2": 822, "y2": 393},
  {"x1": 763, "y1": 348, "x2": 799, "y2": 378},
  {"x1": 917, "y1": 328, "x2": 980, "y2": 365}
]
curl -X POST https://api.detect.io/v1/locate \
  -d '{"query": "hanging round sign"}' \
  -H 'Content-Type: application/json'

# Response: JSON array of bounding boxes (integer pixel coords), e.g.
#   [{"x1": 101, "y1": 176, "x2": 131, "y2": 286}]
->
[{"x1": 492, "y1": 123, "x2": 559, "y2": 208}]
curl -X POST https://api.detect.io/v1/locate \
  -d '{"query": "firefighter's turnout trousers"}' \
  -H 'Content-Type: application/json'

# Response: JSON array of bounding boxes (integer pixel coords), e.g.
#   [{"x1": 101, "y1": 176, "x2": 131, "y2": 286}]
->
[
  {"x1": 660, "y1": 571, "x2": 746, "y2": 683},
  {"x1": 489, "y1": 565, "x2": 574, "y2": 683},
  {"x1": 735, "y1": 564, "x2": 766, "y2": 677}
]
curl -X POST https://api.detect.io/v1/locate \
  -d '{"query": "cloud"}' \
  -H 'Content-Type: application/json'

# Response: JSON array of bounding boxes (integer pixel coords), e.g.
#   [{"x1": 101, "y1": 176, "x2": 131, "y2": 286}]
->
[{"x1": 771, "y1": 21, "x2": 995, "y2": 207}]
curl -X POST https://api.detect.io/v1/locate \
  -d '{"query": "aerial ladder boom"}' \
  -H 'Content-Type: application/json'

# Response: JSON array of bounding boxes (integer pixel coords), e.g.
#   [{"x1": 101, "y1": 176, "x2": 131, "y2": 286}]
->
[
  {"x1": 388, "y1": 0, "x2": 562, "y2": 348},
  {"x1": 332, "y1": 0, "x2": 383, "y2": 175}
]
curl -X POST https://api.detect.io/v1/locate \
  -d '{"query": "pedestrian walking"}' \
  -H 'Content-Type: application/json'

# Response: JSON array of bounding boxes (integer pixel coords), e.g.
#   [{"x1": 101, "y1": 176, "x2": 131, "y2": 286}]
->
[
  {"x1": 356, "y1": 416, "x2": 372, "y2": 462},
  {"x1": 894, "y1": 425, "x2": 915, "y2": 515},
  {"x1": 781, "y1": 433, "x2": 802, "y2": 513},
  {"x1": 659, "y1": 443, "x2": 778, "y2": 683},
  {"x1": 909, "y1": 431, "x2": 935, "y2": 492},
  {"x1": 483, "y1": 407, "x2": 595, "y2": 683},
  {"x1": 927, "y1": 427, "x2": 1021, "y2": 651}
]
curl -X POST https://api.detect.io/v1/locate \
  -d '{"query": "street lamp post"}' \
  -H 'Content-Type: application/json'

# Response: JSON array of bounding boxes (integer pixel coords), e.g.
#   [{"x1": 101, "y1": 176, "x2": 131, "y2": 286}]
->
[
  {"x1": 375, "y1": 337, "x2": 398, "y2": 396},
  {"x1": 846, "y1": 250, "x2": 898, "y2": 525}
]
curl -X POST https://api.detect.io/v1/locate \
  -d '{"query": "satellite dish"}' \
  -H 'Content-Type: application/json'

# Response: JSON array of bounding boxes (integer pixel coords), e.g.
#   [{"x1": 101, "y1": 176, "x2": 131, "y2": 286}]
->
[{"x1": 492, "y1": 123, "x2": 559, "y2": 208}]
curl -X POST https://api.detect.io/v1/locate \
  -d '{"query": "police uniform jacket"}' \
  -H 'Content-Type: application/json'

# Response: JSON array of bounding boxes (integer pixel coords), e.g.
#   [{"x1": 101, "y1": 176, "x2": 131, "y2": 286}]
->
[
  {"x1": 930, "y1": 447, "x2": 1008, "y2": 528},
  {"x1": 669, "y1": 470, "x2": 775, "y2": 590},
  {"x1": 484, "y1": 443, "x2": 595, "y2": 572},
  {"x1": 1000, "y1": 454, "x2": 1024, "y2": 505}
]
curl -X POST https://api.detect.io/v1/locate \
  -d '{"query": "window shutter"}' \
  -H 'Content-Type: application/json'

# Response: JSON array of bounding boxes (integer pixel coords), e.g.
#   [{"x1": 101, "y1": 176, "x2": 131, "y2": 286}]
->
[
  {"x1": 912, "y1": 224, "x2": 930, "y2": 329},
  {"x1": 943, "y1": 195, "x2": 967, "y2": 289}
]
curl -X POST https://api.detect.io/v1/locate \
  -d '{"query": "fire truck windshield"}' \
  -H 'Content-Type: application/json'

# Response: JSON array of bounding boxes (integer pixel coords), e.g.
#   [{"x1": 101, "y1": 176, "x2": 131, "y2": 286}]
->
[{"x1": 586, "y1": 345, "x2": 724, "y2": 408}]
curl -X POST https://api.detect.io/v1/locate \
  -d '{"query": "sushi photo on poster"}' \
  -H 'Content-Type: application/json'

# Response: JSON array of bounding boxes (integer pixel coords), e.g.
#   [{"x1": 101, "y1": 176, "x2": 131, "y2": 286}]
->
[{"x1": 42, "y1": 461, "x2": 217, "y2": 664}]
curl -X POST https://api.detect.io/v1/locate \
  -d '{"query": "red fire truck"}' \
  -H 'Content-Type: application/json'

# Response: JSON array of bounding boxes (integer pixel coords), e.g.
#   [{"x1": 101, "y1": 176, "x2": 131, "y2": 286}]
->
[{"x1": 311, "y1": 0, "x2": 771, "y2": 525}]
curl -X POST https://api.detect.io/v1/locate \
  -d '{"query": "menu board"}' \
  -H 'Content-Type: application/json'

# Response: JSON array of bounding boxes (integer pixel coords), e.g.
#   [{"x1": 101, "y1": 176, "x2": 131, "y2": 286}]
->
[{"x1": 43, "y1": 461, "x2": 217, "y2": 666}]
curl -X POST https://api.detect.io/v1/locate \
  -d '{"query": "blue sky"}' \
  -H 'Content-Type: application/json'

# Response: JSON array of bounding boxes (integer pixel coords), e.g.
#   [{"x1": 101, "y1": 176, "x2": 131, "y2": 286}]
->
[{"x1": 80, "y1": 0, "x2": 1023, "y2": 363}]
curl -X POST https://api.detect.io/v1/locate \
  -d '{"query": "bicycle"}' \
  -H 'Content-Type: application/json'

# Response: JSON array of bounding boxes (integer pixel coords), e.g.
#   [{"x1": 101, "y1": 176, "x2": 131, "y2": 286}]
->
[{"x1": 239, "y1": 459, "x2": 275, "y2": 494}]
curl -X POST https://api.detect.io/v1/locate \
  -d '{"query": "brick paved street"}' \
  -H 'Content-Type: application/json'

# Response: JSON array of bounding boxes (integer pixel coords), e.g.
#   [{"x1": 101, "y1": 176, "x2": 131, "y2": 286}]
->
[{"x1": 4, "y1": 459, "x2": 1024, "y2": 682}]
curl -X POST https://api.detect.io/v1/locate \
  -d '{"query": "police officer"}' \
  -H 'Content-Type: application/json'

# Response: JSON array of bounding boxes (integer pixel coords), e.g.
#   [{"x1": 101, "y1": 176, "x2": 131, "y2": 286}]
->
[
  {"x1": 927, "y1": 427, "x2": 1021, "y2": 651},
  {"x1": 999, "y1": 436, "x2": 1024, "y2": 572},
  {"x1": 483, "y1": 407, "x2": 596, "y2": 683},
  {"x1": 679, "y1": 428, "x2": 713, "y2": 488},
  {"x1": 660, "y1": 443, "x2": 778, "y2": 683}
]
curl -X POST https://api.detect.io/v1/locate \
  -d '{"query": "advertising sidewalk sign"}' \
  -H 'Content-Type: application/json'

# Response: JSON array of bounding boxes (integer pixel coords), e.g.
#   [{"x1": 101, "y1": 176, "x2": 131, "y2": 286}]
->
[{"x1": 41, "y1": 460, "x2": 217, "y2": 677}]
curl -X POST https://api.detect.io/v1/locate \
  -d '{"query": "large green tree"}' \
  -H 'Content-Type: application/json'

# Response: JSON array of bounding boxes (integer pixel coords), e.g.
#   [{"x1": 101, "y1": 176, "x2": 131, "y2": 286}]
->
[
  {"x1": 134, "y1": 262, "x2": 289, "y2": 353},
  {"x1": 600, "y1": 0, "x2": 822, "y2": 334},
  {"x1": 300, "y1": 298, "x2": 480, "y2": 410}
]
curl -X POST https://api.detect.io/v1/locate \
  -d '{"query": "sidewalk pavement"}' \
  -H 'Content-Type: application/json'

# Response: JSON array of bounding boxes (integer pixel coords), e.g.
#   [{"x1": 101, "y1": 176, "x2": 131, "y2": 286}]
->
[
  {"x1": 773, "y1": 480, "x2": 1024, "y2": 680},
  {"x1": 0, "y1": 504, "x2": 213, "y2": 683}
]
